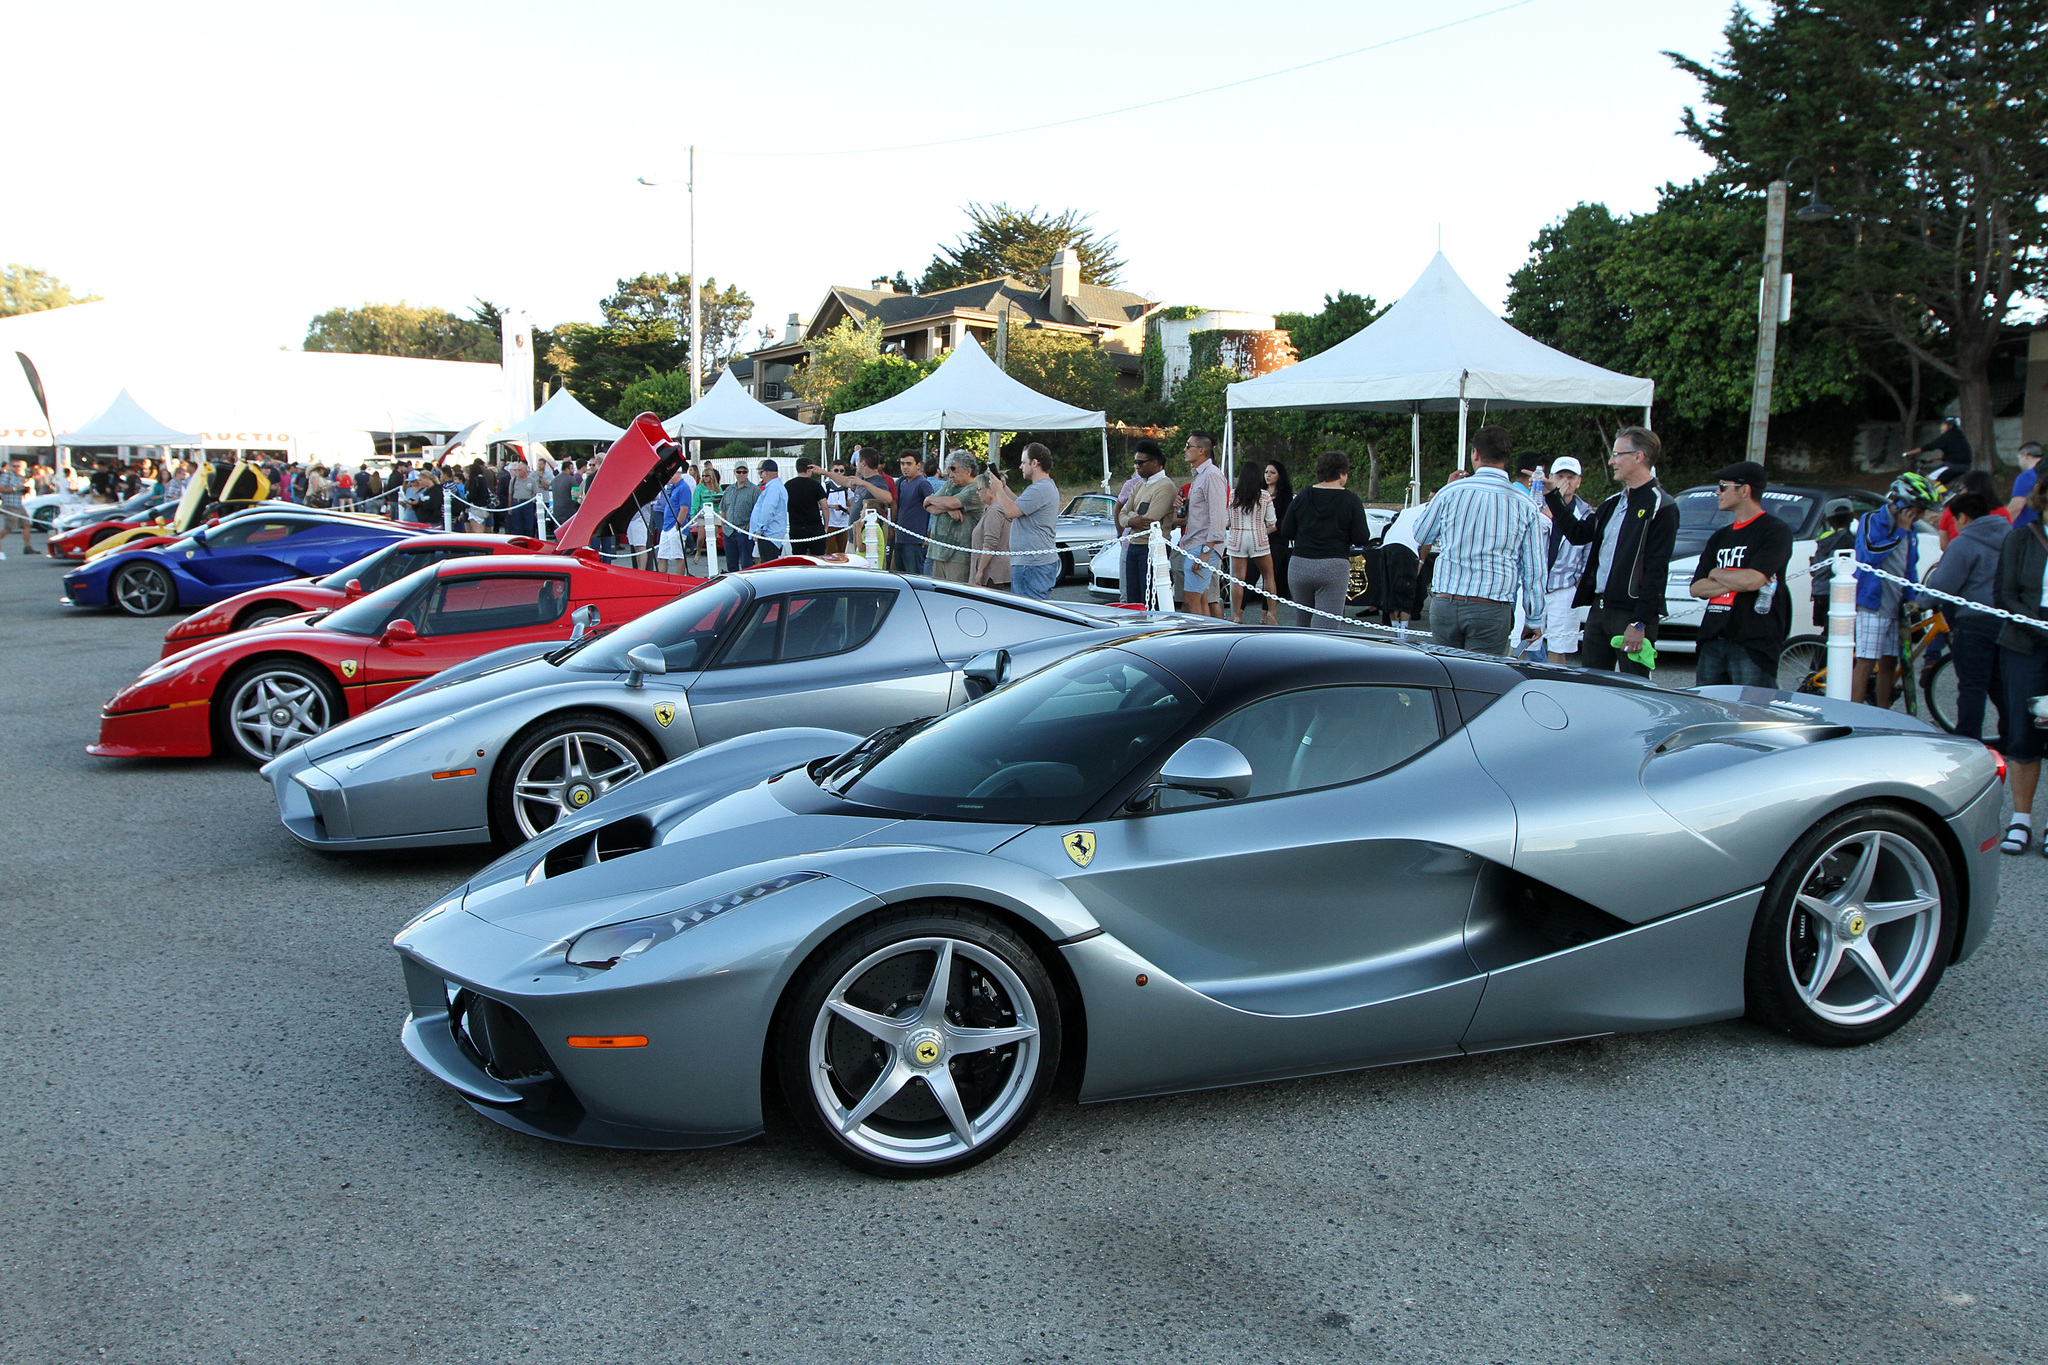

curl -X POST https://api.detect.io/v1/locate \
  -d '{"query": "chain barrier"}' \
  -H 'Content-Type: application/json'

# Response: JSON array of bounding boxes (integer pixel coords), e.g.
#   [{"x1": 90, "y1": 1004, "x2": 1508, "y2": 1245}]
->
[{"x1": 1837, "y1": 550, "x2": 2048, "y2": 634}]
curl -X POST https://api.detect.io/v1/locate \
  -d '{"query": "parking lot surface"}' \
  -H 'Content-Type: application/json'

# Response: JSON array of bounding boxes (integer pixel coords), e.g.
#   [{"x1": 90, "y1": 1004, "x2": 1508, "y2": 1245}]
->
[{"x1": 1, "y1": 552, "x2": 2040, "y2": 1364}]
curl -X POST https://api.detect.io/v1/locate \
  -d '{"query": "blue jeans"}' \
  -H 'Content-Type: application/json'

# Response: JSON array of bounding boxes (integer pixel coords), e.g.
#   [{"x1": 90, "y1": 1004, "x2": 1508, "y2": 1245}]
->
[
  {"x1": 725, "y1": 531, "x2": 756, "y2": 573},
  {"x1": 1012, "y1": 562, "x2": 1059, "y2": 600},
  {"x1": 1695, "y1": 637, "x2": 1774, "y2": 688},
  {"x1": 892, "y1": 537, "x2": 927, "y2": 576},
  {"x1": 1946, "y1": 614, "x2": 2002, "y2": 743},
  {"x1": 1122, "y1": 541, "x2": 1152, "y2": 606}
]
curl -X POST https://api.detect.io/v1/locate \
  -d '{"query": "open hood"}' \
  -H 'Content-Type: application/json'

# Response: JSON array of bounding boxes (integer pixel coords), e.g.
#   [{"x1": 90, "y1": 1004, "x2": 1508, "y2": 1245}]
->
[{"x1": 549, "y1": 412, "x2": 682, "y2": 552}]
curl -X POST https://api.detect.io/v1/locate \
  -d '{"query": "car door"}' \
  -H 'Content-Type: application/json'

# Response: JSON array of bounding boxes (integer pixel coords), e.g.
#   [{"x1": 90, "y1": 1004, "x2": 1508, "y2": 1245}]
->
[
  {"x1": 686, "y1": 586, "x2": 949, "y2": 745},
  {"x1": 356, "y1": 570, "x2": 574, "y2": 706},
  {"x1": 279, "y1": 521, "x2": 396, "y2": 577},
  {"x1": 1001, "y1": 681, "x2": 1515, "y2": 1085}
]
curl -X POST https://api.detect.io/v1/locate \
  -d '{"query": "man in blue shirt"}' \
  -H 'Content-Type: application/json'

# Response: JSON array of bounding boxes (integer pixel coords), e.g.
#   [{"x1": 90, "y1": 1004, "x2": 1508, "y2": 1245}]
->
[
  {"x1": 892, "y1": 452, "x2": 935, "y2": 575},
  {"x1": 748, "y1": 459, "x2": 788, "y2": 560}
]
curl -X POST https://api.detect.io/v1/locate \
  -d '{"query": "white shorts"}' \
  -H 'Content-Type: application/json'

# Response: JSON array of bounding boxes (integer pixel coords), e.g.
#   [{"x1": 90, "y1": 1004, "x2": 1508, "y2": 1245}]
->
[
  {"x1": 1855, "y1": 609, "x2": 1900, "y2": 660},
  {"x1": 656, "y1": 527, "x2": 684, "y2": 560},
  {"x1": 1542, "y1": 587, "x2": 1584, "y2": 653}
]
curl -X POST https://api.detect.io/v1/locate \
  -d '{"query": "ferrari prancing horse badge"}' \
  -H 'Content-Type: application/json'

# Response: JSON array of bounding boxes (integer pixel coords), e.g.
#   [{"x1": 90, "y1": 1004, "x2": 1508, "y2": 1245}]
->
[
  {"x1": 1063, "y1": 830, "x2": 1095, "y2": 867},
  {"x1": 653, "y1": 702, "x2": 675, "y2": 728},
  {"x1": 340, "y1": 660, "x2": 357, "y2": 678}
]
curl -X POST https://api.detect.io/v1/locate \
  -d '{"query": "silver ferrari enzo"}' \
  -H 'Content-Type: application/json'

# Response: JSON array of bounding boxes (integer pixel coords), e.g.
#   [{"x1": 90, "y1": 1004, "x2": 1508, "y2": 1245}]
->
[
  {"x1": 391, "y1": 627, "x2": 2001, "y2": 1176},
  {"x1": 264, "y1": 566, "x2": 1183, "y2": 852}
]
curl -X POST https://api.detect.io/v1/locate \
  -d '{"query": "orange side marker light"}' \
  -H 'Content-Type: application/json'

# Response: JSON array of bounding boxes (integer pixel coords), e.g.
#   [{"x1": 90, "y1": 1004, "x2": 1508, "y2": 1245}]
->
[
  {"x1": 567, "y1": 1035, "x2": 648, "y2": 1049},
  {"x1": 431, "y1": 768, "x2": 478, "y2": 780}
]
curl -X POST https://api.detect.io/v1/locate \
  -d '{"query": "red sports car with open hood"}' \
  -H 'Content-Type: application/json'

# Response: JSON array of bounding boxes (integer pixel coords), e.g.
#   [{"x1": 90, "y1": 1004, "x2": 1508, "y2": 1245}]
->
[{"x1": 93, "y1": 414, "x2": 707, "y2": 763}]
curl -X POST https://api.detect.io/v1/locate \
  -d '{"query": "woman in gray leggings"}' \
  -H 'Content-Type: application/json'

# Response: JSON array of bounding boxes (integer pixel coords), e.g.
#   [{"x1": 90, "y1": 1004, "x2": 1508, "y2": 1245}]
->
[{"x1": 1276, "y1": 450, "x2": 1375, "y2": 627}]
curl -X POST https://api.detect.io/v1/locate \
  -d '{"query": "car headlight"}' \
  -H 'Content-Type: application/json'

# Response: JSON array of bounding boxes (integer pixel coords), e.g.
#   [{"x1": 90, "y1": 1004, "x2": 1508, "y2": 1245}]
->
[
  {"x1": 565, "y1": 873, "x2": 824, "y2": 969},
  {"x1": 394, "y1": 889, "x2": 466, "y2": 943}
]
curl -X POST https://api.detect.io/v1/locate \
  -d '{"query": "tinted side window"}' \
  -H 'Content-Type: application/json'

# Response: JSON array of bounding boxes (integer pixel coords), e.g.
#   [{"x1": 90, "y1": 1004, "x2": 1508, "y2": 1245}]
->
[
  {"x1": 365, "y1": 545, "x2": 488, "y2": 592},
  {"x1": 419, "y1": 574, "x2": 568, "y2": 636},
  {"x1": 208, "y1": 518, "x2": 309, "y2": 548},
  {"x1": 715, "y1": 591, "x2": 895, "y2": 667},
  {"x1": 1175, "y1": 685, "x2": 1440, "y2": 806}
]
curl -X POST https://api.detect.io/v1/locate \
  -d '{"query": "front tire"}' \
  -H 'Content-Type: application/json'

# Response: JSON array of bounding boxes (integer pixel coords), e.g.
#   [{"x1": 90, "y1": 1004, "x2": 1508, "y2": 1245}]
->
[
  {"x1": 1745, "y1": 805, "x2": 1957, "y2": 1046},
  {"x1": 217, "y1": 659, "x2": 343, "y2": 764},
  {"x1": 1777, "y1": 638, "x2": 1824, "y2": 693},
  {"x1": 776, "y1": 906, "x2": 1061, "y2": 1178},
  {"x1": 113, "y1": 562, "x2": 175, "y2": 617},
  {"x1": 237, "y1": 603, "x2": 299, "y2": 631},
  {"x1": 488, "y1": 711, "x2": 657, "y2": 846}
]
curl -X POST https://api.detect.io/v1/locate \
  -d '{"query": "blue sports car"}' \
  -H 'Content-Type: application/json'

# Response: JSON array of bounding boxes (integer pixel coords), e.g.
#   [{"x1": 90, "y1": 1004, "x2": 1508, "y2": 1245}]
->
[{"x1": 62, "y1": 510, "x2": 422, "y2": 617}]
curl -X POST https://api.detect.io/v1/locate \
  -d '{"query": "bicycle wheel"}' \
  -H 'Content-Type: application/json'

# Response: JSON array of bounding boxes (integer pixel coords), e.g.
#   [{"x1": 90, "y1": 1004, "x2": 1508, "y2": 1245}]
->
[{"x1": 1924, "y1": 654, "x2": 1999, "y2": 741}]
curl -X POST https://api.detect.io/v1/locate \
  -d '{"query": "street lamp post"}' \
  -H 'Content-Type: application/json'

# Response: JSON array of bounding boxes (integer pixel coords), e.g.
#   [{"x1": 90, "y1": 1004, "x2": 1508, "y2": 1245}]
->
[
  {"x1": 1745, "y1": 156, "x2": 1835, "y2": 466},
  {"x1": 637, "y1": 145, "x2": 701, "y2": 410}
]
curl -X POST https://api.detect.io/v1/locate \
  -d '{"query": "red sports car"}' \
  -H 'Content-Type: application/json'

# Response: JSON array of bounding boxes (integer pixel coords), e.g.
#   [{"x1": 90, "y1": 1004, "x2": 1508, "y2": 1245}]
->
[
  {"x1": 94, "y1": 553, "x2": 704, "y2": 763},
  {"x1": 159, "y1": 532, "x2": 554, "y2": 658}
]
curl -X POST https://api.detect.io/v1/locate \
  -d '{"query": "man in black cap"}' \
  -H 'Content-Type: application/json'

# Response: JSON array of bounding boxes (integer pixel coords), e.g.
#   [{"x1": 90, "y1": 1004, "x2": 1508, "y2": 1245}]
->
[
  {"x1": 1903, "y1": 415, "x2": 1973, "y2": 473},
  {"x1": 1689, "y1": 460, "x2": 1793, "y2": 688}
]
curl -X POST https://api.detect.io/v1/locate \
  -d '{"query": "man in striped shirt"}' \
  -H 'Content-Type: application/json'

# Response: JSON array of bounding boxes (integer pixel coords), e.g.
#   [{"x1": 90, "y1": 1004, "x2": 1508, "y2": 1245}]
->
[{"x1": 1410, "y1": 425, "x2": 1547, "y2": 655}]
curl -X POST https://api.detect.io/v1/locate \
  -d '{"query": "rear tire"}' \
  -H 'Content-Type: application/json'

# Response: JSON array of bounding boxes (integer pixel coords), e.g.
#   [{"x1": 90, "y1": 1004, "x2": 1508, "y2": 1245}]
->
[
  {"x1": 1745, "y1": 805, "x2": 1956, "y2": 1046},
  {"x1": 112, "y1": 562, "x2": 175, "y2": 617},
  {"x1": 776, "y1": 906, "x2": 1061, "y2": 1178},
  {"x1": 1776, "y1": 638, "x2": 1824, "y2": 694}
]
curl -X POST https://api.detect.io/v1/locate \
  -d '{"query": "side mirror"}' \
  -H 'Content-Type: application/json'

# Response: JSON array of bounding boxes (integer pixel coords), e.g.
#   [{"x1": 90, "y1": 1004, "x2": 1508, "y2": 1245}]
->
[
  {"x1": 962, "y1": 648, "x2": 1011, "y2": 698},
  {"x1": 380, "y1": 617, "x2": 417, "y2": 646},
  {"x1": 569, "y1": 603, "x2": 600, "y2": 643},
  {"x1": 625, "y1": 643, "x2": 667, "y2": 688},
  {"x1": 343, "y1": 578, "x2": 364, "y2": 601},
  {"x1": 1151, "y1": 738, "x2": 1253, "y2": 804},
  {"x1": 191, "y1": 527, "x2": 208, "y2": 548}
]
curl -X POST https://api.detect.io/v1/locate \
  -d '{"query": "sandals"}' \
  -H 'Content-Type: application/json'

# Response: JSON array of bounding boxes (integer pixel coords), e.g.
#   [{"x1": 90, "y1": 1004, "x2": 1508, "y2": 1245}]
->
[{"x1": 2000, "y1": 824, "x2": 2030, "y2": 856}]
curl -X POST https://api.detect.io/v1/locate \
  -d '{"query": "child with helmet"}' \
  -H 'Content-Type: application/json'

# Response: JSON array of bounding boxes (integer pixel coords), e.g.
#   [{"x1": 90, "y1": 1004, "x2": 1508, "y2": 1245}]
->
[{"x1": 1852, "y1": 471, "x2": 1938, "y2": 709}]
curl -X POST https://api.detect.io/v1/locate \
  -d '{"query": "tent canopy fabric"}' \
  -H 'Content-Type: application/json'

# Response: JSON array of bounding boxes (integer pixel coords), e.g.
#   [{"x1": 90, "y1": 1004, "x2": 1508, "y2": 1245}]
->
[
  {"x1": 1226, "y1": 253, "x2": 1654, "y2": 414},
  {"x1": 54, "y1": 388, "x2": 204, "y2": 447},
  {"x1": 664, "y1": 368, "x2": 826, "y2": 441},
  {"x1": 492, "y1": 386, "x2": 624, "y2": 444},
  {"x1": 833, "y1": 335, "x2": 1104, "y2": 433}
]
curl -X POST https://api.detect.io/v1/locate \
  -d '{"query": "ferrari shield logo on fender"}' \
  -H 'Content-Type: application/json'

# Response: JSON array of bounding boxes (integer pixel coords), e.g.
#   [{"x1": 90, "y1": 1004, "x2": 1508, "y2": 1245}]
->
[
  {"x1": 339, "y1": 660, "x2": 357, "y2": 679},
  {"x1": 653, "y1": 702, "x2": 675, "y2": 728},
  {"x1": 1063, "y1": 830, "x2": 1096, "y2": 867}
]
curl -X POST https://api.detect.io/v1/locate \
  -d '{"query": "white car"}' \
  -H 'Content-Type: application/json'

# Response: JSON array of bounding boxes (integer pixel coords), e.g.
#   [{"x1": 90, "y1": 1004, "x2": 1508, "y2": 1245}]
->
[{"x1": 1658, "y1": 483, "x2": 1941, "y2": 687}]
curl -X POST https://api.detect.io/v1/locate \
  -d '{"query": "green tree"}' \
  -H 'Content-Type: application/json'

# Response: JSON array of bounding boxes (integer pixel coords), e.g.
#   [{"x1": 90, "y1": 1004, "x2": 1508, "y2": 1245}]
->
[
  {"x1": 1274, "y1": 291, "x2": 1383, "y2": 361},
  {"x1": 1003, "y1": 330, "x2": 1117, "y2": 413},
  {"x1": 1670, "y1": 0, "x2": 2048, "y2": 454},
  {"x1": 920, "y1": 203, "x2": 1126, "y2": 292},
  {"x1": 612, "y1": 368, "x2": 695, "y2": 426},
  {"x1": 303, "y1": 302, "x2": 499, "y2": 360},
  {"x1": 1, "y1": 264, "x2": 98, "y2": 316},
  {"x1": 794, "y1": 318, "x2": 883, "y2": 412},
  {"x1": 825, "y1": 355, "x2": 939, "y2": 422},
  {"x1": 554, "y1": 273, "x2": 755, "y2": 416}
]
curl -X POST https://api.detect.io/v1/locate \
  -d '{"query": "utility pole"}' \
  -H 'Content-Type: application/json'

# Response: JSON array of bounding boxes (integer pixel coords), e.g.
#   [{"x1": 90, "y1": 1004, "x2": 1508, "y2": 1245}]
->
[
  {"x1": 688, "y1": 144, "x2": 701, "y2": 409},
  {"x1": 1745, "y1": 180, "x2": 1788, "y2": 466}
]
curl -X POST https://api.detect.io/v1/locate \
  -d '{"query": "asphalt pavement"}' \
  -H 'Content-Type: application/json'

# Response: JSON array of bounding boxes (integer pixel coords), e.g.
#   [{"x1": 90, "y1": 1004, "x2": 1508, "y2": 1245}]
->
[{"x1": 1, "y1": 549, "x2": 2040, "y2": 1365}]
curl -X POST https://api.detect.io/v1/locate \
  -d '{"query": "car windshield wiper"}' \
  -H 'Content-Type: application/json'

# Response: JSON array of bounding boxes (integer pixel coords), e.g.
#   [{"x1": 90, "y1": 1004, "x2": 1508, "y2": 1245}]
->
[
  {"x1": 817, "y1": 715, "x2": 939, "y2": 795},
  {"x1": 544, "y1": 624, "x2": 617, "y2": 666}
]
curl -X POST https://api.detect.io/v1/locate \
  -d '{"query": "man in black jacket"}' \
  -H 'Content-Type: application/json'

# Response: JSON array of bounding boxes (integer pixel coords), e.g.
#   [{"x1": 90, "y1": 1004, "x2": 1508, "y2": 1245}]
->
[{"x1": 1548, "y1": 426, "x2": 1679, "y2": 677}]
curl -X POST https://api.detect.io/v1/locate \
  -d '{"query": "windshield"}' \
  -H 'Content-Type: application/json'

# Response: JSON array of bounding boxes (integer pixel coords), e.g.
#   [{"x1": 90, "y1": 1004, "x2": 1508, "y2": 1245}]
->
[
  {"x1": 565, "y1": 576, "x2": 746, "y2": 673},
  {"x1": 317, "y1": 568, "x2": 429, "y2": 637},
  {"x1": 1062, "y1": 494, "x2": 1116, "y2": 519},
  {"x1": 317, "y1": 543, "x2": 488, "y2": 593},
  {"x1": 1673, "y1": 488, "x2": 1820, "y2": 559},
  {"x1": 837, "y1": 649, "x2": 1192, "y2": 823}
]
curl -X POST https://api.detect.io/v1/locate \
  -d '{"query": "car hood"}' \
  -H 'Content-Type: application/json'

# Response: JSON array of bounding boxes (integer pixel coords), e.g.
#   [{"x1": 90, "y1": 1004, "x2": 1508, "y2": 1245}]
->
[{"x1": 460, "y1": 762, "x2": 1029, "y2": 943}]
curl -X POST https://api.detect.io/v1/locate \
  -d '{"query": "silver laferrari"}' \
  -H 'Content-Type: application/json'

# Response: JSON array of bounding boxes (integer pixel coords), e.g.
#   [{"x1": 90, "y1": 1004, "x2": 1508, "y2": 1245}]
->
[
  {"x1": 264, "y1": 566, "x2": 1184, "y2": 852},
  {"x1": 391, "y1": 628, "x2": 2001, "y2": 1176}
]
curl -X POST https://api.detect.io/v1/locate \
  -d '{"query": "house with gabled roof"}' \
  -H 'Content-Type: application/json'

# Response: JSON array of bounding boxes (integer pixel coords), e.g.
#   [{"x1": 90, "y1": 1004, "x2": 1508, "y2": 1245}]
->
[{"x1": 741, "y1": 249, "x2": 1158, "y2": 419}]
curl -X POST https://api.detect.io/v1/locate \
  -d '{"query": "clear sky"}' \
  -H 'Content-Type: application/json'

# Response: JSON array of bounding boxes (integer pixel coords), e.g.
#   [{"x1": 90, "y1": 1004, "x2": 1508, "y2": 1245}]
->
[{"x1": 13, "y1": 0, "x2": 1754, "y2": 353}]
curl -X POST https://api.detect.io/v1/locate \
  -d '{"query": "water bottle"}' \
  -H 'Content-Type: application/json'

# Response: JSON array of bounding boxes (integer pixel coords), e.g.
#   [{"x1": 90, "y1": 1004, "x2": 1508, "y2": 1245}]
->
[{"x1": 1754, "y1": 575, "x2": 1778, "y2": 613}]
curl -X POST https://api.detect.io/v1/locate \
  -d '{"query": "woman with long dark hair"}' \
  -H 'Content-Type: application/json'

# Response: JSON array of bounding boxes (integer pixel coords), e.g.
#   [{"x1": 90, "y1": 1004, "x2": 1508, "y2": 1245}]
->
[
  {"x1": 1225, "y1": 458, "x2": 1278, "y2": 624},
  {"x1": 1263, "y1": 459, "x2": 1294, "y2": 609}
]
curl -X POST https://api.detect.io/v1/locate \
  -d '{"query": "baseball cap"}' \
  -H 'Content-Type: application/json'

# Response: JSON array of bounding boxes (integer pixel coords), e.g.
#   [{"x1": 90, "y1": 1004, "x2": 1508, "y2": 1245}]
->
[
  {"x1": 1714, "y1": 460, "x2": 1768, "y2": 496},
  {"x1": 1550, "y1": 456, "x2": 1582, "y2": 477}
]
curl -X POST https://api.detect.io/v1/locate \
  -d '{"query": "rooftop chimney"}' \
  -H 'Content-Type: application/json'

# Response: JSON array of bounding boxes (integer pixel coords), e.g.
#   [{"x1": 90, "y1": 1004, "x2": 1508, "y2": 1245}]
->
[
  {"x1": 782, "y1": 312, "x2": 805, "y2": 345},
  {"x1": 1048, "y1": 248, "x2": 1081, "y2": 318},
  {"x1": 871, "y1": 276, "x2": 894, "y2": 292}
]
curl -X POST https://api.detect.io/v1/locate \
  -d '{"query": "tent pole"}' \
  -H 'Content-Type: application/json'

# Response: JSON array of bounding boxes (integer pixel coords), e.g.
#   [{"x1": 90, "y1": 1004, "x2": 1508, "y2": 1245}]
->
[
  {"x1": 1100, "y1": 428, "x2": 1110, "y2": 491},
  {"x1": 1409, "y1": 403, "x2": 1422, "y2": 507},
  {"x1": 1456, "y1": 376, "x2": 1469, "y2": 472},
  {"x1": 1223, "y1": 410, "x2": 1234, "y2": 486},
  {"x1": 1643, "y1": 404, "x2": 1653, "y2": 430}
]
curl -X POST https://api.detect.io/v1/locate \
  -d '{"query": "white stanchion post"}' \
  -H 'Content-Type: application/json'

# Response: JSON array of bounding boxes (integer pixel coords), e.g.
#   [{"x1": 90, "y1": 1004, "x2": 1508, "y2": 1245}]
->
[
  {"x1": 442, "y1": 491, "x2": 453, "y2": 532},
  {"x1": 1148, "y1": 527, "x2": 1173, "y2": 613},
  {"x1": 863, "y1": 508, "x2": 883, "y2": 569},
  {"x1": 707, "y1": 508, "x2": 721, "y2": 578},
  {"x1": 1825, "y1": 549, "x2": 1857, "y2": 699}
]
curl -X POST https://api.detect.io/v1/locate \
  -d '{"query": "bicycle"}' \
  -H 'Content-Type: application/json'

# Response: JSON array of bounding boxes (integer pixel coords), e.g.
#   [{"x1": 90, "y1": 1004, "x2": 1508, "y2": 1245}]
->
[{"x1": 1793, "y1": 606, "x2": 1965, "y2": 728}]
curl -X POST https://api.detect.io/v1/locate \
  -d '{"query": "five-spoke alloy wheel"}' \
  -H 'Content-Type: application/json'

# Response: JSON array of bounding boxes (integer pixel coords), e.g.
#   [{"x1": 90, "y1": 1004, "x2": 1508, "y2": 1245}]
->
[
  {"x1": 779, "y1": 908, "x2": 1062, "y2": 1177},
  {"x1": 220, "y1": 660, "x2": 341, "y2": 764},
  {"x1": 490, "y1": 712, "x2": 657, "y2": 844},
  {"x1": 1747, "y1": 805, "x2": 1957, "y2": 1044},
  {"x1": 113, "y1": 563, "x2": 175, "y2": 617}
]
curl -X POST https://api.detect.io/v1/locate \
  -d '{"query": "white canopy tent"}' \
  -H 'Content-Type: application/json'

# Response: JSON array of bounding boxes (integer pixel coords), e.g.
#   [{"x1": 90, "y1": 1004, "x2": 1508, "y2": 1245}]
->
[
  {"x1": 491, "y1": 386, "x2": 624, "y2": 447},
  {"x1": 1225, "y1": 253, "x2": 1655, "y2": 504},
  {"x1": 53, "y1": 388, "x2": 203, "y2": 449},
  {"x1": 663, "y1": 368, "x2": 826, "y2": 443},
  {"x1": 831, "y1": 335, "x2": 1111, "y2": 488}
]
